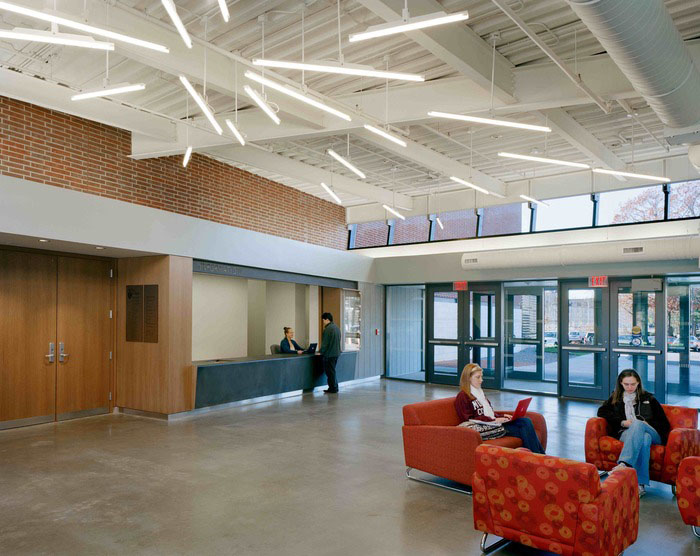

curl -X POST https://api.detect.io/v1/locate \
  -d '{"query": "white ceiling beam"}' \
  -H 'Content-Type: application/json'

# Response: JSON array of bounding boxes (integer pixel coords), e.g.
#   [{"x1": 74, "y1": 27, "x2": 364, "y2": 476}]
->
[
  {"x1": 206, "y1": 144, "x2": 413, "y2": 210},
  {"x1": 0, "y1": 67, "x2": 175, "y2": 140},
  {"x1": 355, "y1": 0, "x2": 515, "y2": 103},
  {"x1": 355, "y1": 129, "x2": 507, "y2": 197},
  {"x1": 541, "y1": 108, "x2": 628, "y2": 181}
]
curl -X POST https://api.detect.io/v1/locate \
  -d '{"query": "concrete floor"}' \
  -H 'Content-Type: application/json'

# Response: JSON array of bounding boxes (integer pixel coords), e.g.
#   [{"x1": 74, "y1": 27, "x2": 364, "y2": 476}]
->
[{"x1": 0, "y1": 379, "x2": 696, "y2": 555}]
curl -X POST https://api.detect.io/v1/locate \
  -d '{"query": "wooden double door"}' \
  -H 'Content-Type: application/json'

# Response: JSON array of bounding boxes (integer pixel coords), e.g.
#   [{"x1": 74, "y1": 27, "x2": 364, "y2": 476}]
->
[{"x1": 0, "y1": 250, "x2": 112, "y2": 429}]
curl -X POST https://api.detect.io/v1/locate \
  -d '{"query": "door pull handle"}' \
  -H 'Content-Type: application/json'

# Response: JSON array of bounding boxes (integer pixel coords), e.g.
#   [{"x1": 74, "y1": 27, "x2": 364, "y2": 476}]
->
[
  {"x1": 59, "y1": 342, "x2": 70, "y2": 363},
  {"x1": 45, "y1": 342, "x2": 55, "y2": 363}
]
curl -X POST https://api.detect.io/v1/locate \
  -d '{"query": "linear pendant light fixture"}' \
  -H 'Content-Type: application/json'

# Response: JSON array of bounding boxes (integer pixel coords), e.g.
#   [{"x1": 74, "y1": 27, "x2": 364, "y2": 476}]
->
[
  {"x1": 498, "y1": 152, "x2": 590, "y2": 169},
  {"x1": 382, "y1": 204, "x2": 405, "y2": 220},
  {"x1": 363, "y1": 125, "x2": 407, "y2": 147},
  {"x1": 436, "y1": 216, "x2": 444, "y2": 229},
  {"x1": 428, "y1": 111, "x2": 551, "y2": 133},
  {"x1": 243, "y1": 85, "x2": 280, "y2": 125},
  {"x1": 0, "y1": 1, "x2": 169, "y2": 52},
  {"x1": 72, "y1": 82, "x2": 145, "y2": 101},
  {"x1": 182, "y1": 145, "x2": 192, "y2": 167},
  {"x1": 349, "y1": 11, "x2": 468, "y2": 42},
  {"x1": 321, "y1": 182, "x2": 342, "y2": 204},
  {"x1": 520, "y1": 194, "x2": 549, "y2": 207},
  {"x1": 179, "y1": 75, "x2": 222, "y2": 134},
  {"x1": 252, "y1": 59, "x2": 424, "y2": 82},
  {"x1": 161, "y1": 0, "x2": 192, "y2": 48},
  {"x1": 0, "y1": 28, "x2": 114, "y2": 50},
  {"x1": 592, "y1": 168, "x2": 670, "y2": 183},
  {"x1": 450, "y1": 176, "x2": 490, "y2": 195},
  {"x1": 225, "y1": 119, "x2": 245, "y2": 146},
  {"x1": 245, "y1": 71, "x2": 351, "y2": 121},
  {"x1": 217, "y1": 0, "x2": 230, "y2": 23},
  {"x1": 327, "y1": 149, "x2": 365, "y2": 179}
]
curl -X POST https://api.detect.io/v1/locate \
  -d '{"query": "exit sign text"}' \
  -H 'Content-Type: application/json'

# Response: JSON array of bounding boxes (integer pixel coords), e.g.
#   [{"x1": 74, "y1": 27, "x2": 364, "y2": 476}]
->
[{"x1": 589, "y1": 275, "x2": 609, "y2": 287}]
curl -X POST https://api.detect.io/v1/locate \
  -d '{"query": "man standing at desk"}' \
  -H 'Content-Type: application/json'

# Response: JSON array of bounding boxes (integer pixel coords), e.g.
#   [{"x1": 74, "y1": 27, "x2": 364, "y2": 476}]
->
[{"x1": 320, "y1": 312, "x2": 341, "y2": 394}]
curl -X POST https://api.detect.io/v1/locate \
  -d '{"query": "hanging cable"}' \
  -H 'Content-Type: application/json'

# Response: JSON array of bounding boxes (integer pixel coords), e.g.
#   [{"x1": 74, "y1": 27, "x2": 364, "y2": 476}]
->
[
  {"x1": 337, "y1": 0, "x2": 343, "y2": 64},
  {"x1": 203, "y1": 16, "x2": 208, "y2": 98},
  {"x1": 301, "y1": 4, "x2": 305, "y2": 86},
  {"x1": 490, "y1": 39, "x2": 496, "y2": 114},
  {"x1": 234, "y1": 59, "x2": 238, "y2": 123}
]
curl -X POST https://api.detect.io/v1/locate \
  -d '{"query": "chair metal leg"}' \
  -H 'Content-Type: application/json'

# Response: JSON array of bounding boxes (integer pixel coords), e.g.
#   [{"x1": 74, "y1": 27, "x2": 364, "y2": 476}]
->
[
  {"x1": 405, "y1": 467, "x2": 472, "y2": 495},
  {"x1": 672, "y1": 484, "x2": 677, "y2": 496},
  {"x1": 692, "y1": 525, "x2": 700, "y2": 539},
  {"x1": 480, "y1": 533, "x2": 510, "y2": 554}
]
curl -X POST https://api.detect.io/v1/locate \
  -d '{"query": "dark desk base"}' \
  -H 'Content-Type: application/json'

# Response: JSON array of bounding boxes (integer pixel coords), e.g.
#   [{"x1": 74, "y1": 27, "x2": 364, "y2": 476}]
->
[{"x1": 194, "y1": 352, "x2": 358, "y2": 409}]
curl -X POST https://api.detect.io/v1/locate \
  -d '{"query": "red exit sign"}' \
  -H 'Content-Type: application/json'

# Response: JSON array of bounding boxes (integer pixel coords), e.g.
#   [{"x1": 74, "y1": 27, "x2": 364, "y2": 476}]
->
[
  {"x1": 453, "y1": 281, "x2": 468, "y2": 291},
  {"x1": 589, "y1": 275, "x2": 609, "y2": 287}
]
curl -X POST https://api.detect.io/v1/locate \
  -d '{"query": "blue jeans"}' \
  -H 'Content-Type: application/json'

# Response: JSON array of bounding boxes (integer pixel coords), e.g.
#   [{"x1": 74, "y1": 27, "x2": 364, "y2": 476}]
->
[
  {"x1": 618, "y1": 420, "x2": 661, "y2": 485},
  {"x1": 503, "y1": 417, "x2": 544, "y2": 454}
]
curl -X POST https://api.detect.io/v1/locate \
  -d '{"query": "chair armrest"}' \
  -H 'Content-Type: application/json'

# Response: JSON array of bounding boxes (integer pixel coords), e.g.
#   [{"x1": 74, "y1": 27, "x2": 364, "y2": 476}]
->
[
  {"x1": 585, "y1": 417, "x2": 609, "y2": 468},
  {"x1": 525, "y1": 411, "x2": 547, "y2": 451},
  {"x1": 677, "y1": 456, "x2": 700, "y2": 526},
  {"x1": 663, "y1": 428, "x2": 700, "y2": 482},
  {"x1": 472, "y1": 471, "x2": 495, "y2": 534},
  {"x1": 575, "y1": 468, "x2": 638, "y2": 556}
]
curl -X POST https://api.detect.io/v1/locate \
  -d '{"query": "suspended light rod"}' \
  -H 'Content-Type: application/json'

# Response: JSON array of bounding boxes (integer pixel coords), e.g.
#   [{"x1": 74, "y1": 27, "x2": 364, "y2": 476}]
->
[
  {"x1": 428, "y1": 111, "x2": 551, "y2": 133},
  {"x1": 252, "y1": 59, "x2": 424, "y2": 82},
  {"x1": 349, "y1": 11, "x2": 468, "y2": 42},
  {"x1": 72, "y1": 82, "x2": 145, "y2": 101}
]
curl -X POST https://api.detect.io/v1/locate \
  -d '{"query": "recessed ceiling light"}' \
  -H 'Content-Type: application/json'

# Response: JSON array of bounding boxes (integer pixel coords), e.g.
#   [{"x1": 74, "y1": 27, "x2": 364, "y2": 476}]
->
[{"x1": 38, "y1": 239, "x2": 50, "y2": 243}]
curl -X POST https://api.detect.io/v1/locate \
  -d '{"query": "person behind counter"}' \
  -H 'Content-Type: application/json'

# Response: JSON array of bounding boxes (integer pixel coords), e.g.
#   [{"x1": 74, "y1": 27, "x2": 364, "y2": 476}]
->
[{"x1": 280, "y1": 327, "x2": 304, "y2": 355}]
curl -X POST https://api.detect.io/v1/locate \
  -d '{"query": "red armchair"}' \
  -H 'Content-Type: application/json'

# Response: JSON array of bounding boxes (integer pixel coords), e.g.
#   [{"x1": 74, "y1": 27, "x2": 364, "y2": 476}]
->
[
  {"x1": 402, "y1": 397, "x2": 547, "y2": 491},
  {"x1": 676, "y1": 456, "x2": 700, "y2": 538},
  {"x1": 585, "y1": 404, "x2": 700, "y2": 490},
  {"x1": 473, "y1": 444, "x2": 639, "y2": 556}
]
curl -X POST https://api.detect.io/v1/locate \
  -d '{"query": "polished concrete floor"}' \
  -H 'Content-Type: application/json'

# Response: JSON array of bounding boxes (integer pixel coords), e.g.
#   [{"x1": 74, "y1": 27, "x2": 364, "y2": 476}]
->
[{"x1": 0, "y1": 379, "x2": 696, "y2": 555}]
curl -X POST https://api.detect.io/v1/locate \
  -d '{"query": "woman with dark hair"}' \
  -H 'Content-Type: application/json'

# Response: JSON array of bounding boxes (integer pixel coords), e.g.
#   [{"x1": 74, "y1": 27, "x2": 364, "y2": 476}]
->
[
  {"x1": 597, "y1": 369, "x2": 670, "y2": 497},
  {"x1": 455, "y1": 363, "x2": 544, "y2": 453}
]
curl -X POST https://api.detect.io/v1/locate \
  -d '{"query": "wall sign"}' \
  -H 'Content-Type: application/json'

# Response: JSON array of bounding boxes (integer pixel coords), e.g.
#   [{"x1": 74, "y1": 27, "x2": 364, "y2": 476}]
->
[
  {"x1": 588, "y1": 275, "x2": 608, "y2": 288},
  {"x1": 453, "y1": 281, "x2": 468, "y2": 291},
  {"x1": 126, "y1": 284, "x2": 159, "y2": 343}
]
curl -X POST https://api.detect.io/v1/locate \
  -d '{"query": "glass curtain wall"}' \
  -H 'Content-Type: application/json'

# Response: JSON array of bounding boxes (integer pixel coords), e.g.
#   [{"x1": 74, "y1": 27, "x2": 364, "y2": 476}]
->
[
  {"x1": 666, "y1": 278, "x2": 700, "y2": 407},
  {"x1": 503, "y1": 281, "x2": 558, "y2": 393},
  {"x1": 386, "y1": 285, "x2": 425, "y2": 381}
]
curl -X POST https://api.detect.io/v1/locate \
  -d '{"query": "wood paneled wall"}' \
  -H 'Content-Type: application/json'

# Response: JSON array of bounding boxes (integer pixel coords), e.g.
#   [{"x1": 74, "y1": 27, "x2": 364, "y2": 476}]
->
[{"x1": 116, "y1": 255, "x2": 193, "y2": 414}]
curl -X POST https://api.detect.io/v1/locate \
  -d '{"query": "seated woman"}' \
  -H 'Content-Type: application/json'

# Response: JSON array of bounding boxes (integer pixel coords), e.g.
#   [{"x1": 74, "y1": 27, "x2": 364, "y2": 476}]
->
[
  {"x1": 280, "y1": 327, "x2": 304, "y2": 354},
  {"x1": 455, "y1": 363, "x2": 545, "y2": 454},
  {"x1": 597, "y1": 369, "x2": 670, "y2": 497}
]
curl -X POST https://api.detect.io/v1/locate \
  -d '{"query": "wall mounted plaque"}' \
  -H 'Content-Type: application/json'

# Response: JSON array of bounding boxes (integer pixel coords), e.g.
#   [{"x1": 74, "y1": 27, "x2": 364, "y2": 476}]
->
[
  {"x1": 126, "y1": 285, "x2": 144, "y2": 342},
  {"x1": 143, "y1": 284, "x2": 159, "y2": 343}
]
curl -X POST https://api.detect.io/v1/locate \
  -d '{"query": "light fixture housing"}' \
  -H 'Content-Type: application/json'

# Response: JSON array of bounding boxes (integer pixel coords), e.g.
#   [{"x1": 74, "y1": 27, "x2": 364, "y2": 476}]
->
[
  {"x1": 71, "y1": 82, "x2": 145, "y2": 101},
  {"x1": 349, "y1": 11, "x2": 468, "y2": 42},
  {"x1": 498, "y1": 152, "x2": 590, "y2": 169},
  {"x1": 182, "y1": 146, "x2": 193, "y2": 167},
  {"x1": 428, "y1": 111, "x2": 551, "y2": 133},
  {"x1": 179, "y1": 75, "x2": 223, "y2": 135},
  {"x1": 327, "y1": 149, "x2": 365, "y2": 179},
  {"x1": 225, "y1": 119, "x2": 245, "y2": 146},
  {"x1": 520, "y1": 194, "x2": 549, "y2": 206},
  {"x1": 217, "y1": 0, "x2": 230, "y2": 22},
  {"x1": 592, "y1": 168, "x2": 670, "y2": 183},
  {"x1": 320, "y1": 182, "x2": 342, "y2": 204},
  {"x1": 252, "y1": 59, "x2": 424, "y2": 82},
  {"x1": 0, "y1": 1, "x2": 168, "y2": 52},
  {"x1": 363, "y1": 124, "x2": 407, "y2": 147},
  {"x1": 0, "y1": 28, "x2": 114, "y2": 50},
  {"x1": 161, "y1": 0, "x2": 192, "y2": 48},
  {"x1": 243, "y1": 85, "x2": 281, "y2": 125},
  {"x1": 436, "y1": 216, "x2": 444, "y2": 230},
  {"x1": 382, "y1": 204, "x2": 406, "y2": 220},
  {"x1": 450, "y1": 176, "x2": 490, "y2": 195},
  {"x1": 245, "y1": 71, "x2": 351, "y2": 121}
]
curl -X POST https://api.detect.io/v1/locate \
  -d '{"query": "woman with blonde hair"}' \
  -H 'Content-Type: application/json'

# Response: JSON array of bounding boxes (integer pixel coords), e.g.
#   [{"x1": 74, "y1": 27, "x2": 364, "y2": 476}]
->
[{"x1": 454, "y1": 363, "x2": 544, "y2": 453}]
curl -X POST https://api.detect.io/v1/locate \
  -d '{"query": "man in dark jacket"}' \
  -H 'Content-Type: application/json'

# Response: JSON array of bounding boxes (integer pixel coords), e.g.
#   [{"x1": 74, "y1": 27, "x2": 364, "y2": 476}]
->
[{"x1": 320, "y1": 312, "x2": 341, "y2": 393}]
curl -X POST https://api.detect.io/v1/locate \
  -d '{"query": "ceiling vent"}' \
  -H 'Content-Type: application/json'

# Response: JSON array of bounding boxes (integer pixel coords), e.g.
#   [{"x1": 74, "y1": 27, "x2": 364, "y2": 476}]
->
[
  {"x1": 622, "y1": 246, "x2": 645, "y2": 254},
  {"x1": 461, "y1": 256, "x2": 479, "y2": 265}
]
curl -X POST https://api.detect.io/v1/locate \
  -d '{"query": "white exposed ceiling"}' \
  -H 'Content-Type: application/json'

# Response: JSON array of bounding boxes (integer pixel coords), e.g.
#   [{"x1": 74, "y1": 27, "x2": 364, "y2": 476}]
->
[{"x1": 1, "y1": 0, "x2": 699, "y2": 221}]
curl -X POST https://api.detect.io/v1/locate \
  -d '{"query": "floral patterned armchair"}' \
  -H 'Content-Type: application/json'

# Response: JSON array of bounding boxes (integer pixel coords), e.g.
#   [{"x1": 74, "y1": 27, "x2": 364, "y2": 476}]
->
[
  {"x1": 585, "y1": 404, "x2": 700, "y2": 490},
  {"x1": 472, "y1": 445, "x2": 638, "y2": 555},
  {"x1": 677, "y1": 456, "x2": 700, "y2": 538}
]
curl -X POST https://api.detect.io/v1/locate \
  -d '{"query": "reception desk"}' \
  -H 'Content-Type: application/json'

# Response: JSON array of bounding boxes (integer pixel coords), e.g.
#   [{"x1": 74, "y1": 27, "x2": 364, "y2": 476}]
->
[{"x1": 193, "y1": 352, "x2": 358, "y2": 409}]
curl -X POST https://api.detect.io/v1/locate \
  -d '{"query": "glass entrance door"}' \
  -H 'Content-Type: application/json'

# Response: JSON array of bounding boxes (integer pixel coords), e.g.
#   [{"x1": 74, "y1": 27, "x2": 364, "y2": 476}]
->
[
  {"x1": 426, "y1": 283, "x2": 502, "y2": 387},
  {"x1": 560, "y1": 282, "x2": 610, "y2": 399}
]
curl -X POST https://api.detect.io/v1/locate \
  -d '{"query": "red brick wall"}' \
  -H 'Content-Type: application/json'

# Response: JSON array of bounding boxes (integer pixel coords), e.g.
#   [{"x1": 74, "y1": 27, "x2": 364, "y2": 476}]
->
[
  {"x1": 355, "y1": 220, "x2": 388, "y2": 248},
  {"x1": 0, "y1": 96, "x2": 347, "y2": 250},
  {"x1": 393, "y1": 215, "x2": 430, "y2": 244}
]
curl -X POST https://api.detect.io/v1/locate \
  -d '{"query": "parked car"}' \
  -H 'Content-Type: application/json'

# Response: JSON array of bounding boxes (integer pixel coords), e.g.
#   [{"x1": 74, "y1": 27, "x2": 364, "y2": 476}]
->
[
  {"x1": 544, "y1": 332, "x2": 558, "y2": 347},
  {"x1": 691, "y1": 336, "x2": 700, "y2": 351},
  {"x1": 568, "y1": 331, "x2": 582, "y2": 343}
]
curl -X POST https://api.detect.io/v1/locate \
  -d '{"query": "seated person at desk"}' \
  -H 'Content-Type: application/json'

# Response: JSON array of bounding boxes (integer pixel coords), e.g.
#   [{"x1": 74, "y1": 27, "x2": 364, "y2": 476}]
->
[{"x1": 280, "y1": 327, "x2": 304, "y2": 354}]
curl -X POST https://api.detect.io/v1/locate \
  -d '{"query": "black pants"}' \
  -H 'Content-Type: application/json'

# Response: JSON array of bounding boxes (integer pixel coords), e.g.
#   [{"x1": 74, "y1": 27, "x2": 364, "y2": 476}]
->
[{"x1": 322, "y1": 356, "x2": 338, "y2": 391}]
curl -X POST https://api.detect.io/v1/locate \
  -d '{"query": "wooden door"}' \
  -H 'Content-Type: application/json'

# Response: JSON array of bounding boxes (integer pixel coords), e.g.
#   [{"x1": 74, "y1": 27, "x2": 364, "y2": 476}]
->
[
  {"x1": 56, "y1": 257, "x2": 111, "y2": 419},
  {"x1": 0, "y1": 250, "x2": 57, "y2": 427}
]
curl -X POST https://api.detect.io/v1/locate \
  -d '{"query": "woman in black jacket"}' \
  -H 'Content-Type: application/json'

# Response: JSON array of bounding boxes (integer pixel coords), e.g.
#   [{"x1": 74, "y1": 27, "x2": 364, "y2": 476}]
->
[{"x1": 597, "y1": 369, "x2": 670, "y2": 497}]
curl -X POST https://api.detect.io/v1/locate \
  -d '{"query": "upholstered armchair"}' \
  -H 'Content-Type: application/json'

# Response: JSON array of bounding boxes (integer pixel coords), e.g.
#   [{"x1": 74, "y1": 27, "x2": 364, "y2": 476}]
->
[
  {"x1": 402, "y1": 397, "x2": 547, "y2": 492},
  {"x1": 676, "y1": 456, "x2": 700, "y2": 538},
  {"x1": 585, "y1": 404, "x2": 700, "y2": 491},
  {"x1": 473, "y1": 445, "x2": 639, "y2": 556}
]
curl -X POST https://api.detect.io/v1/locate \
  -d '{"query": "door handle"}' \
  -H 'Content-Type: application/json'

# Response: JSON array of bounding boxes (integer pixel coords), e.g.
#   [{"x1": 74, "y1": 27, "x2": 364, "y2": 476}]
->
[
  {"x1": 45, "y1": 342, "x2": 55, "y2": 363},
  {"x1": 59, "y1": 342, "x2": 70, "y2": 363}
]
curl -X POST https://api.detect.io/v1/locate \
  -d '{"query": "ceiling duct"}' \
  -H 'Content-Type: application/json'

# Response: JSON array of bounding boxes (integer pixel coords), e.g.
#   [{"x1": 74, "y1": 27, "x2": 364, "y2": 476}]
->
[
  {"x1": 461, "y1": 237, "x2": 699, "y2": 270},
  {"x1": 568, "y1": 0, "x2": 700, "y2": 129}
]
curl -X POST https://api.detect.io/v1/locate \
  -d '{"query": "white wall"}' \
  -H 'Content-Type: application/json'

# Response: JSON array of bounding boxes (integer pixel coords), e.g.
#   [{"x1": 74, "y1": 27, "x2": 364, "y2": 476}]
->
[
  {"x1": 247, "y1": 280, "x2": 267, "y2": 357},
  {"x1": 192, "y1": 273, "x2": 248, "y2": 361},
  {"x1": 308, "y1": 285, "x2": 320, "y2": 344},
  {"x1": 265, "y1": 282, "x2": 297, "y2": 351}
]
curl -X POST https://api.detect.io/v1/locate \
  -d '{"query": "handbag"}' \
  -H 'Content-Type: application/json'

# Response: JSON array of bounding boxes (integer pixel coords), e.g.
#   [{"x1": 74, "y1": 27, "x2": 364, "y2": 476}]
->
[{"x1": 459, "y1": 420, "x2": 507, "y2": 440}]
